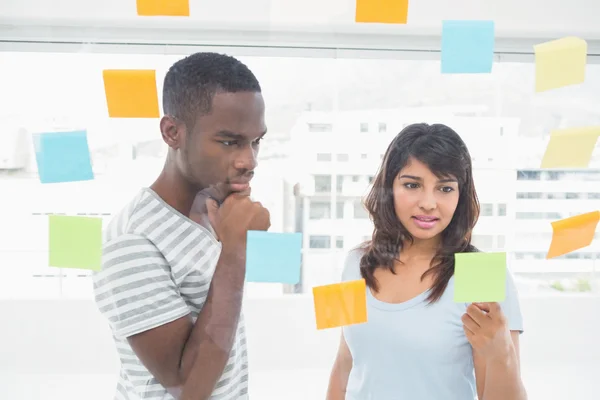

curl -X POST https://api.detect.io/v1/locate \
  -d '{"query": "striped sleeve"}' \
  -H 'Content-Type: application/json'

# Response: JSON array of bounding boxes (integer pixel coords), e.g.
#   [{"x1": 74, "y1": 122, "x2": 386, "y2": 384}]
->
[{"x1": 93, "y1": 234, "x2": 190, "y2": 339}]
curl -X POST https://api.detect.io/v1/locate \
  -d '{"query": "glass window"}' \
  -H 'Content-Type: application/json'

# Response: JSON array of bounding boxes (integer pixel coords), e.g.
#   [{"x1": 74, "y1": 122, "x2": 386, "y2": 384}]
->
[
  {"x1": 472, "y1": 234, "x2": 494, "y2": 250},
  {"x1": 309, "y1": 235, "x2": 330, "y2": 249},
  {"x1": 336, "y1": 201, "x2": 344, "y2": 219},
  {"x1": 316, "y1": 153, "x2": 331, "y2": 162},
  {"x1": 336, "y1": 175, "x2": 344, "y2": 193},
  {"x1": 353, "y1": 200, "x2": 369, "y2": 219},
  {"x1": 496, "y1": 235, "x2": 506, "y2": 249},
  {"x1": 2, "y1": 46, "x2": 599, "y2": 400},
  {"x1": 480, "y1": 203, "x2": 494, "y2": 216},
  {"x1": 314, "y1": 175, "x2": 331, "y2": 193},
  {"x1": 308, "y1": 123, "x2": 332, "y2": 132},
  {"x1": 497, "y1": 203, "x2": 507, "y2": 217},
  {"x1": 309, "y1": 201, "x2": 330, "y2": 219}
]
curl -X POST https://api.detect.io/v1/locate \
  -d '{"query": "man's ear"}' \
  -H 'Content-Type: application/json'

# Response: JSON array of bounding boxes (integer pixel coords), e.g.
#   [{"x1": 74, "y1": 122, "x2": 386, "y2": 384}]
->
[{"x1": 160, "y1": 115, "x2": 184, "y2": 149}]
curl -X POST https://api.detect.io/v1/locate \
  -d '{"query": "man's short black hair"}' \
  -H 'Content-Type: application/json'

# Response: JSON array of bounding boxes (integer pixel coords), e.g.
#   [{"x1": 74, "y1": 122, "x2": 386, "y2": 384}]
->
[{"x1": 162, "y1": 52, "x2": 261, "y2": 129}]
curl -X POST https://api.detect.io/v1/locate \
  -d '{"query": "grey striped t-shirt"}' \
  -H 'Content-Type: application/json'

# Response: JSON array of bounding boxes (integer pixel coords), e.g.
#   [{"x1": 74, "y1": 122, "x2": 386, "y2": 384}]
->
[{"x1": 93, "y1": 188, "x2": 249, "y2": 400}]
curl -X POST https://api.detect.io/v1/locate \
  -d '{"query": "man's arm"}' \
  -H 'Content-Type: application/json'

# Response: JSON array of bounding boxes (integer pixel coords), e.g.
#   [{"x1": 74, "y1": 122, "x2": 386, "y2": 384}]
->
[{"x1": 127, "y1": 245, "x2": 246, "y2": 399}]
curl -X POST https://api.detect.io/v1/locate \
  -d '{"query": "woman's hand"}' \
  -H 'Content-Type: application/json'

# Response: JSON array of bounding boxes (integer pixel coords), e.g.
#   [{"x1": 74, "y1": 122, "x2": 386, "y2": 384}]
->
[{"x1": 462, "y1": 302, "x2": 513, "y2": 361}]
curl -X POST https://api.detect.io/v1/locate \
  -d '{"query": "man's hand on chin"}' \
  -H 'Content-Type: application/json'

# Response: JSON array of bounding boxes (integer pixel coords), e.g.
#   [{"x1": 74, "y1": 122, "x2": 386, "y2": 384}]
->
[{"x1": 189, "y1": 184, "x2": 252, "y2": 236}]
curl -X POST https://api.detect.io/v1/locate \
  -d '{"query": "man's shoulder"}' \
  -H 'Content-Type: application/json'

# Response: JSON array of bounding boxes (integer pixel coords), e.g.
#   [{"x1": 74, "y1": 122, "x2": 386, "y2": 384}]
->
[{"x1": 104, "y1": 188, "x2": 158, "y2": 242}]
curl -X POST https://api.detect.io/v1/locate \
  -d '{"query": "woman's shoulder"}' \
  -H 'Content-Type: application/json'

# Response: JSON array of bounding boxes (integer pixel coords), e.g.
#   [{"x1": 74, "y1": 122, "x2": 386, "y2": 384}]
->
[{"x1": 341, "y1": 246, "x2": 366, "y2": 281}]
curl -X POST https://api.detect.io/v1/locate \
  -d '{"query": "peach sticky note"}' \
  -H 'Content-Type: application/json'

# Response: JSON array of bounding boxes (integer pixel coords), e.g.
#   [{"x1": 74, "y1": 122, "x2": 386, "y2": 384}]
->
[
  {"x1": 355, "y1": 0, "x2": 409, "y2": 24},
  {"x1": 103, "y1": 70, "x2": 160, "y2": 118},
  {"x1": 313, "y1": 279, "x2": 367, "y2": 330},
  {"x1": 540, "y1": 127, "x2": 600, "y2": 168},
  {"x1": 547, "y1": 211, "x2": 600, "y2": 259},
  {"x1": 136, "y1": 0, "x2": 190, "y2": 16},
  {"x1": 534, "y1": 37, "x2": 587, "y2": 92}
]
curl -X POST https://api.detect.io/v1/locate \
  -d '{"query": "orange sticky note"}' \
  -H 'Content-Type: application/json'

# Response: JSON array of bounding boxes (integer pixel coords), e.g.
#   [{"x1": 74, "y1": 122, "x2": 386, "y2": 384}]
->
[
  {"x1": 313, "y1": 279, "x2": 367, "y2": 330},
  {"x1": 136, "y1": 0, "x2": 190, "y2": 16},
  {"x1": 547, "y1": 211, "x2": 600, "y2": 259},
  {"x1": 103, "y1": 70, "x2": 160, "y2": 118},
  {"x1": 355, "y1": 0, "x2": 409, "y2": 24}
]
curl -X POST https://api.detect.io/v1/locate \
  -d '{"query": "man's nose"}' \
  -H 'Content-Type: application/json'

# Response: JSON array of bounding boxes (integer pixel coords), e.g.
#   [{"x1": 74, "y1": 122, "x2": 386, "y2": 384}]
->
[{"x1": 234, "y1": 146, "x2": 258, "y2": 172}]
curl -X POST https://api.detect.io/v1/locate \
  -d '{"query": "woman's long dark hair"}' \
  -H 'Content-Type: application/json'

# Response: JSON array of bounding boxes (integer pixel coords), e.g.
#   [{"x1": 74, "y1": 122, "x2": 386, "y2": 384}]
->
[{"x1": 360, "y1": 123, "x2": 480, "y2": 303}]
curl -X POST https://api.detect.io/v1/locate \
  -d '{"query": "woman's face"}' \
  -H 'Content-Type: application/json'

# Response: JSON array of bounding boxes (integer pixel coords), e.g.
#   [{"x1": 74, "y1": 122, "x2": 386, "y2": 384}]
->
[{"x1": 392, "y1": 157, "x2": 460, "y2": 243}]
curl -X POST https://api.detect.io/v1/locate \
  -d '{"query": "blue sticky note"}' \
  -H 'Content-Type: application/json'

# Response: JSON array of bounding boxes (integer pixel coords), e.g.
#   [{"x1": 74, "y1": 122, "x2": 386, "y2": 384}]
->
[
  {"x1": 441, "y1": 20, "x2": 495, "y2": 74},
  {"x1": 33, "y1": 130, "x2": 94, "y2": 184},
  {"x1": 246, "y1": 231, "x2": 302, "y2": 284}
]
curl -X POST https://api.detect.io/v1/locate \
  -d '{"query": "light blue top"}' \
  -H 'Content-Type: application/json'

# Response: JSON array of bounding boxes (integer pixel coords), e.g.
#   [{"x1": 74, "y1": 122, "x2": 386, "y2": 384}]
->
[{"x1": 341, "y1": 248, "x2": 524, "y2": 400}]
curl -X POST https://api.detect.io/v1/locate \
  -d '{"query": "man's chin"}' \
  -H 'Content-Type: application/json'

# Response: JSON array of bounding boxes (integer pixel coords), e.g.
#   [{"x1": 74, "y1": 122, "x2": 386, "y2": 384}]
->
[{"x1": 200, "y1": 182, "x2": 251, "y2": 205}]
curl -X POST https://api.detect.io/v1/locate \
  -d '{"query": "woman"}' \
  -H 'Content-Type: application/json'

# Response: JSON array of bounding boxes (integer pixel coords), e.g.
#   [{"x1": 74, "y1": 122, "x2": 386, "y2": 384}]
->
[{"x1": 326, "y1": 123, "x2": 526, "y2": 400}]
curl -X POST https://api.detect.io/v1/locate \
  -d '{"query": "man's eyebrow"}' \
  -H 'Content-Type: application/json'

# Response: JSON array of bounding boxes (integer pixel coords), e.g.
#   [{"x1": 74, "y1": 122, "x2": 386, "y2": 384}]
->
[
  {"x1": 215, "y1": 130, "x2": 268, "y2": 140},
  {"x1": 215, "y1": 130, "x2": 245, "y2": 140}
]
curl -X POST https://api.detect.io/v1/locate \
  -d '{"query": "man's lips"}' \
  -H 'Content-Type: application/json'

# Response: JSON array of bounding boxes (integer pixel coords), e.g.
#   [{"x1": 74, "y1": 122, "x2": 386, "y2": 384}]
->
[{"x1": 228, "y1": 183, "x2": 250, "y2": 192}]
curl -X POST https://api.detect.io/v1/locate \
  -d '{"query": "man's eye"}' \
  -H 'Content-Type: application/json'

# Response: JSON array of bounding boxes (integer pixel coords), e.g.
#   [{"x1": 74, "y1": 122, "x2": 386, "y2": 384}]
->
[{"x1": 221, "y1": 141, "x2": 236, "y2": 146}]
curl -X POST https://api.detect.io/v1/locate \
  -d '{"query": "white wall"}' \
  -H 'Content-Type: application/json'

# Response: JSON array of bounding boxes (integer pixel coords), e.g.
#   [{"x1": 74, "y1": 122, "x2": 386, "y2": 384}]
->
[
  {"x1": 1, "y1": 0, "x2": 599, "y2": 55},
  {"x1": 0, "y1": 0, "x2": 598, "y2": 37},
  {"x1": 1, "y1": 295, "x2": 599, "y2": 399}
]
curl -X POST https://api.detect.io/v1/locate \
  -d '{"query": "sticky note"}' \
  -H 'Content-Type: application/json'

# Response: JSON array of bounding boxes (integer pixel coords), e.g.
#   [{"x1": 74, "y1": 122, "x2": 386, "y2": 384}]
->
[
  {"x1": 103, "y1": 70, "x2": 160, "y2": 118},
  {"x1": 441, "y1": 20, "x2": 495, "y2": 74},
  {"x1": 547, "y1": 211, "x2": 600, "y2": 259},
  {"x1": 33, "y1": 130, "x2": 94, "y2": 184},
  {"x1": 313, "y1": 279, "x2": 367, "y2": 330},
  {"x1": 454, "y1": 252, "x2": 506, "y2": 303},
  {"x1": 49, "y1": 215, "x2": 102, "y2": 270},
  {"x1": 534, "y1": 37, "x2": 587, "y2": 92},
  {"x1": 541, "y1": 127, "x2": 600, "y2": 168},
  {"x1": 136, "y1": 0, "x2": 190, "y2": 16},
  {"x1": 355, "y1": 0, "x2": 409, "y2": 24},
  {"x1": 245, "y1": 231, "x2": 302, "y2": 284}
]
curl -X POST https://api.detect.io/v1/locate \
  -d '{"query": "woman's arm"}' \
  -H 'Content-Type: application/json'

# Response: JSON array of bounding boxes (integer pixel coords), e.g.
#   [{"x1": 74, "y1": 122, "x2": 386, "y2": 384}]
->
[
  {"x1": 463, "y1": 301, "x2": 527, "y2": 400},
  {"x1": 474, "y1": 331, "x2": 527, "y2": 400},
  {"x1": 326, "y1": 332, "x2": 353, "y2": 400}
]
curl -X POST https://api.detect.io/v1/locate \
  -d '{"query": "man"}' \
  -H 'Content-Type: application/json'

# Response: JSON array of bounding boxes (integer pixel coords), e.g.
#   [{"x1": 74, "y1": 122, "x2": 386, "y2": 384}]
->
[{"x1": 93, "y1": 52, "x2": 270, "y2": 400}]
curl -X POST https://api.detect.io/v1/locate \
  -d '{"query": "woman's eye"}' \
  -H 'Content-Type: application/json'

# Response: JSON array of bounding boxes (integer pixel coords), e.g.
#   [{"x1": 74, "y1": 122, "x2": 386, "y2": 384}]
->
[
  {"x1": 404, "y1": 183, "x2": 419, "y2": 189},
  {"x1": 440, "y1": 186, "x2": 455, "y2": 193}
]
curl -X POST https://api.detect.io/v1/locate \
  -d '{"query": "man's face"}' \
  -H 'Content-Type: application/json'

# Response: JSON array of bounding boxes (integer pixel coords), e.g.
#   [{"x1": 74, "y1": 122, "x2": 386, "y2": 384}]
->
[{"x1": 181, "y1": 91, "x2": 266, "y2": 202}]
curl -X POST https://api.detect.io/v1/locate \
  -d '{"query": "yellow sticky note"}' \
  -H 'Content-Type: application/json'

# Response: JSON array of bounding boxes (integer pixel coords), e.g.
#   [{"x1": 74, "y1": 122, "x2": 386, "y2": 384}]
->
[
  {"x1": 540, "y1": 126, "x2": 600, "y2": 168},
  {"x1": 355, "y1": 0, "x2": 409, "y2": 24},
  {"x1": 312, "y1": 279, "x2": 367, "y2": 330},
  {"x1": 547, "y1": 211, "x2": 600, "y2": 259},
  {"x1": 49, "y1": 215, "x2": 103, "y2": 270},
  {"x1": 136, "y1": 0, "x2": 190, "y2": 16},
  {"x1": 534, "y1": 37, "x2": 587, "y2": 92},
  {"x1": 103, "y1": 70, "x2": 160, "y2": 118}
]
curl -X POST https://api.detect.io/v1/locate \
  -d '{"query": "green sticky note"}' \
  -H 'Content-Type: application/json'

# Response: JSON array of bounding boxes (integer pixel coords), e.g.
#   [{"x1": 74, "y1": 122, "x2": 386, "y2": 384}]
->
[
  {"x1": 48, "y1": 215, "x2": 102, "y2": 270},
  {"x1": 454, "y1": 252, "x2": 506, "y2": 302}
]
